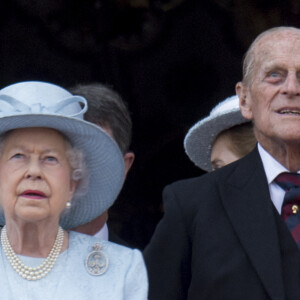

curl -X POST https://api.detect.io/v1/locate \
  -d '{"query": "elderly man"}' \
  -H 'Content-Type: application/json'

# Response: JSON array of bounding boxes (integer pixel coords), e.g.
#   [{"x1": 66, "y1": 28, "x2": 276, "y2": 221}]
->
[{"x1": 144, "y1": 26, "x2": 300, "y2": 300}]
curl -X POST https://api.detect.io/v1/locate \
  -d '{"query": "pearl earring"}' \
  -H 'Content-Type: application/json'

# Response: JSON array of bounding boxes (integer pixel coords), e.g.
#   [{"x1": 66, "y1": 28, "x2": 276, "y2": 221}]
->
[{"x1": 66, "y1": 201, "x2": 71, "y2": 208}]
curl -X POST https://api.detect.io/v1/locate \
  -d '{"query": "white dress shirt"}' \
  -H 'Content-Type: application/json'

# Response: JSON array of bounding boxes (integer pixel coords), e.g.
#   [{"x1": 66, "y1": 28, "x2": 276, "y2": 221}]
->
[
  {"x1": 258, "y1": 143, "x2": 300, "y2": 214},
  {"x1": 93, "y1": 222, "x2": 109, "y2": 240}
]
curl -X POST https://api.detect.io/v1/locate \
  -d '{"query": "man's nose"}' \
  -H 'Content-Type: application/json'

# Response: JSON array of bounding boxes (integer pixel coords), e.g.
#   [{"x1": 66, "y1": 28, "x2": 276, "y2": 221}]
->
[{"x1": 282, "y1": 73, "x2": 300, "y2": 97}]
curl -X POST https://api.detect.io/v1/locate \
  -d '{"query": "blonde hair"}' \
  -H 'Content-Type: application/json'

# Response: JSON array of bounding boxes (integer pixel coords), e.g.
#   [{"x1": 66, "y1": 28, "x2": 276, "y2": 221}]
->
[{"x1": 215, "y1": 123, "x2": 257, "y2": 158}]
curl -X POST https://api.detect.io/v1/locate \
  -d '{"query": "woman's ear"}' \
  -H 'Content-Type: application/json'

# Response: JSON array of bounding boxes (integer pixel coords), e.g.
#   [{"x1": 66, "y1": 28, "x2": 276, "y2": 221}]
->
[
  {"x1": 236, "y1": 81, "x2": 253, "y2": 120},
  {"x1": 68, "y1": 180, "x2": 78, "y2": 201}
]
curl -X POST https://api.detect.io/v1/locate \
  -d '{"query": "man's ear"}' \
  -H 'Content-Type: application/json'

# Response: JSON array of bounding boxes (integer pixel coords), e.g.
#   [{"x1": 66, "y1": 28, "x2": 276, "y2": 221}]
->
[
  {"x1": 123, "y1": 152, "x2": 135, "y2": 178},
  {"x1": 236, "y1": 81, "x2": 253, "y2": 120}
]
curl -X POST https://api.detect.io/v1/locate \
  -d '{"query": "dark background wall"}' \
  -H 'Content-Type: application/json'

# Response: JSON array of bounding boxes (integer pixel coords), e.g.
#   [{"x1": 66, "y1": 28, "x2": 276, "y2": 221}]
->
[{"x1": 0, "y1": 0, "x2": 299, "y2": 248}]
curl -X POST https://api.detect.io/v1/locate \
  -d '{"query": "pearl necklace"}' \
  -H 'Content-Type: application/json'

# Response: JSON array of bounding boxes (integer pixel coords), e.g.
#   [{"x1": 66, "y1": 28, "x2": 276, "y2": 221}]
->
[{"x1": 1, "y1": 225, "x2": 64, "y2": 281}]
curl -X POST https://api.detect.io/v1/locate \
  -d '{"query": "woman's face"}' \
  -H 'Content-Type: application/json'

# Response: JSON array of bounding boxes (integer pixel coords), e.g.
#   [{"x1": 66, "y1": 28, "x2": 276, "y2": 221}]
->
[
  {"x1": 0, "y1": 128, "x2": 77, "y2": 225},
  {"x1": 210, "y1": 133, "x2": 241, "y2": 171}
]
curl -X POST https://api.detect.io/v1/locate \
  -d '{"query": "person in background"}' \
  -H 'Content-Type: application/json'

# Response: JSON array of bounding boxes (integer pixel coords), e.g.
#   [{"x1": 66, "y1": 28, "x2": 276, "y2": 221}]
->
[
  {"x1": 0, "y1": 80, "x2": 148, "y2": 299},
  {"x1": 144, "y1": 26, "x2": 300, "y2": 299},
  {"x1": 69, "y1": 83, "x2": 134, "y2": 244},
  {"x1": 184, "y1": 95, "x2": 256, "y2": 171}
]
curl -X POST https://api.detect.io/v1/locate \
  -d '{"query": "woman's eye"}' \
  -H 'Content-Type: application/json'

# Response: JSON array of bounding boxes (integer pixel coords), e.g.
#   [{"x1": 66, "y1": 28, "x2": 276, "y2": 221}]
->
[
  {"x1": 11, "y1": 153, "x2": 24, "y2": 160},
  {"x1": 44, "y1": 156, "x2": 58, "y2": 163}
]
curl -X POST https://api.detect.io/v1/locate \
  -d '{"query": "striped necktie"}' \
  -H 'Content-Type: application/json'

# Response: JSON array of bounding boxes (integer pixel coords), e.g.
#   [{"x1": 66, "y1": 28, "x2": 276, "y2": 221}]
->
[{"x1": 275, "y1": 172, "x2": 300, "y2": 249}]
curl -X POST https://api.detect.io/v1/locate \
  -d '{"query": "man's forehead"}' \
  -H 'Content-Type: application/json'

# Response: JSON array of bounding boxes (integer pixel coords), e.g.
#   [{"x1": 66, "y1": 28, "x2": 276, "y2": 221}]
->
[
  {"x1": 252, "y1": 30, "x2": 300, "y2": 64},
  {"x1": 255, "y1": 29, "x2": 300, "y2": 52}
]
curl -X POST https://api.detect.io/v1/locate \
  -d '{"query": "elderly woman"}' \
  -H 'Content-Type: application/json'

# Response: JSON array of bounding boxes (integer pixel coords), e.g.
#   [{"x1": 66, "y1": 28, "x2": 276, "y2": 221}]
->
[{"x1": 0, "y1": 81, "x2": 148, "y2": 299}]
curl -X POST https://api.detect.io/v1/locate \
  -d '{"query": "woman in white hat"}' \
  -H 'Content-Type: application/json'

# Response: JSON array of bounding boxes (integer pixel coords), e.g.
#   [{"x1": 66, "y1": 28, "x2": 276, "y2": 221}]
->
[
  {"x1": 0, "y1": 81, "x2": 148, "y2": 299},
  {"x1": 184, "y1": 95, "x2": 257, "y2": 171}
]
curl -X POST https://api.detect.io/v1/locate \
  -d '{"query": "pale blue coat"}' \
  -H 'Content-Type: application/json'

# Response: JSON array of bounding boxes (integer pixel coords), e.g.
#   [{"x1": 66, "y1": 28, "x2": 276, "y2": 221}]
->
[{"x1": 0, "y1": 231, "x2": 148, "y2": 299}]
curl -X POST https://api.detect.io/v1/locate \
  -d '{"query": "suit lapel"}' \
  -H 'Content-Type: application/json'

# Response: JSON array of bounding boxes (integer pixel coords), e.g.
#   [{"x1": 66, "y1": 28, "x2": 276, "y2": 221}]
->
[{"x1": 221, "y1": 148, "x2": 285, "y2": 300}]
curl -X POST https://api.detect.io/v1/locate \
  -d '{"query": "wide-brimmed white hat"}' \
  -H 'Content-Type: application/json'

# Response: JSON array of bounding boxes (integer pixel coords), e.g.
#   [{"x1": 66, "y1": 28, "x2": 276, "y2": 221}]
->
[
  {"x1": 0, "y1": 81, "x2": 125, "y2": 229},
  {"x1": 184, "y1": 95, "x2": 249, "y2": 172}
]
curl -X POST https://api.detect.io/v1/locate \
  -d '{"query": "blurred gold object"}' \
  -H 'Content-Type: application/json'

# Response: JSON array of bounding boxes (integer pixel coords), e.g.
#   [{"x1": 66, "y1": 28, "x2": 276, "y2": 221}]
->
[{"x1": 292, "y1": 204, "x2": 299, "y2": 214}]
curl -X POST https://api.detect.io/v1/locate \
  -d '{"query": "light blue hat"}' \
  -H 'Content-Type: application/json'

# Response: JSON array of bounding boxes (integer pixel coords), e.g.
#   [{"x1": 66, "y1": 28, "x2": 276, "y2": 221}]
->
[
  {"x1": 0, "y1": 81, "x2": 125, "y2": 229},
  {"x1": 184, "y1": 95, "x2": 248, "y2": 172}
]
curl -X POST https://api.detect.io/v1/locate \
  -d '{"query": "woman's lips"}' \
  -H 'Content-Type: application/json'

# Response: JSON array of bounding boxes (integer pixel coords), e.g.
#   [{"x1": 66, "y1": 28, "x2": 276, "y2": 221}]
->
[{"x1": 20, "y1": 190, "x2": 46, "y2": 199}]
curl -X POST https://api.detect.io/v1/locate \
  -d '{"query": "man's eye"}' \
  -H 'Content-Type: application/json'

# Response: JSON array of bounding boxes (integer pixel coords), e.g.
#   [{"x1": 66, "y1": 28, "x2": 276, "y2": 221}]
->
[{"x1": 265, "y1": 72, "x2": 282, "y2": 83}]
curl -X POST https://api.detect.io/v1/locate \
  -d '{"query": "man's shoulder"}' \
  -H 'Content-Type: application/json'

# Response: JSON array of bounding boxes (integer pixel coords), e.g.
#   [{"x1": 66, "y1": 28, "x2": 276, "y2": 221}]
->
[
  {"x1": 165, "y1": 147, "x2": 262, "y2": 195},
  {"x1": 165, "y1": 160, "x2": 238, "y2": 191}
]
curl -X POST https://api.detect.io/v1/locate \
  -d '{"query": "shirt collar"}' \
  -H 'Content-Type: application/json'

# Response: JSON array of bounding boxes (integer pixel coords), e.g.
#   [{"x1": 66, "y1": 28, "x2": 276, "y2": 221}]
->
[{"x1": 257, "y1": 143, "x2": 290, "y2": 184}]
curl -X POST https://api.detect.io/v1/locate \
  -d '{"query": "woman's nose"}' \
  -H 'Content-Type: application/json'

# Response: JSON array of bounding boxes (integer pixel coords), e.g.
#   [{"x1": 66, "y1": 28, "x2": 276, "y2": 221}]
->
[{"x1": 25, "y1": 160, "x2": 42, "y2": 180}]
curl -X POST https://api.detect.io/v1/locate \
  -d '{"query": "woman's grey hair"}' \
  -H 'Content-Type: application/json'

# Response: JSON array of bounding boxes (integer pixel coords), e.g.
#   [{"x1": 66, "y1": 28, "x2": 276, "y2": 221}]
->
[
  {"x1": 65, "y1": 143, "x2": 89, "y2": 200},
  {"x1": 242, "y1": 26, "x2": 300, "y2": 86},
  {"x1": 0, "y1": 130, "x2": 89, "y2": 202}
]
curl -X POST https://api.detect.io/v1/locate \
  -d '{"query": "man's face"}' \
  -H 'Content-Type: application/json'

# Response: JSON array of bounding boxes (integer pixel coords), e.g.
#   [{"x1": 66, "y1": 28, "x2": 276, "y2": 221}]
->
[{"x1": 239, "y1": 30, "x2": 300, "y2": 150}]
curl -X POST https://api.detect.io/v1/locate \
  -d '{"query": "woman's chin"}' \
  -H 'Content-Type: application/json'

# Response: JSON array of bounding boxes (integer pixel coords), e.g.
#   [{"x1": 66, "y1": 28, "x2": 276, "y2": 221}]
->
[{"x1": 13, "y1": 207, "x2": 50, "y2": 223}]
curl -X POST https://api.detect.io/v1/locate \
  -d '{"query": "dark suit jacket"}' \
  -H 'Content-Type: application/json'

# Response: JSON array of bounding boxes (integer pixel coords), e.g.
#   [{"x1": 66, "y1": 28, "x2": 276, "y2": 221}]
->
[{"x1": 144, "y1": 148, "x2": 300, "y2": 300}]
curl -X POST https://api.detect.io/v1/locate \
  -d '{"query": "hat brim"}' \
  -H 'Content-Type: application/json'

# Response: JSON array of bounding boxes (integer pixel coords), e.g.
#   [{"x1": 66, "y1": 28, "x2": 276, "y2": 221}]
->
[
  {"x1": 0, "y1": 114, "x2": 125, "y2": 229},
  {"x1": 184, "y1": 109, "x2": 247, "y2": 172}
]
